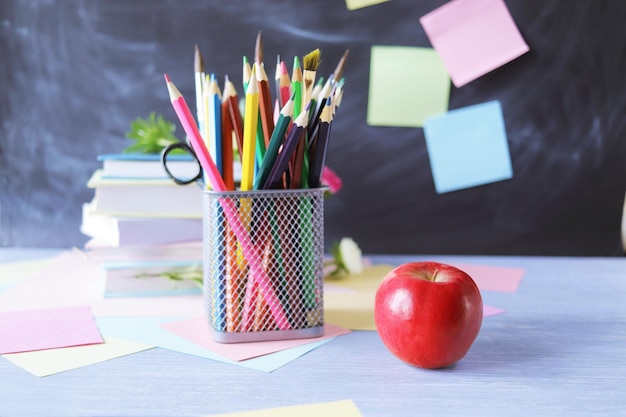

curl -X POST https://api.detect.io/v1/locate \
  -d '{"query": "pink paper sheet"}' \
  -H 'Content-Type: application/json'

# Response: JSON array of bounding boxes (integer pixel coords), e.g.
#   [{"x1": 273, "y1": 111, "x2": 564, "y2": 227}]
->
[
  {"x1": 420, "y1": 0, "x2": 529, "y2": 87},
  {"x1": 451, "y1": 263, "x2": 524, "y2": 293},
  {"x1": 160, "y1": 318, "x2": 351, "y2": 362},
  {"x1": 0, "y1": 305, "x2": 103, "y2": 354}
]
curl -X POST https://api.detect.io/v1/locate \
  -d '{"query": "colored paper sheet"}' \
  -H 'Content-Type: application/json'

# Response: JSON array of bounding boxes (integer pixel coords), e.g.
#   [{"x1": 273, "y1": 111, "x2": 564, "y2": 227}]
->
[
  {"x1": 345, "y1": 0, "x2": 390, "y2": 11},
  {"x1": 160, "y1": 318, "x2": 350, "y2": 362},
  {"x1": 0, "y1": 250, "x2": 204, "y2": 317},
  {"x1": 450, "y1": 263, "x2": 524, "y2": 293},
  {"x1": 367, "y1": 46, "x2": 450, "y2": 127},
  {"x1": 93, "y1": 295, "x2": 204, "y2": 317},
  {"x1": 325, "y1": 264, "x2": 506, "y2": 330},
  {"x1": 206, "y1": 399, "x2": 363, "y2": 417},
  {"x1": 0, "y1": 257, "x2": 54, "y2": 291},
  {"x1": 0, "y1": 251, "x2": 104, "y2": 313},
  {"x1": 0, "y1": 305, "x2": 103, "y2": 354},
  {"x1": 483, "y1": 305, "x2": 505, "y2": 316},
  {"x1": 423, "y1": 100, "x2": 513, "y2": 193},
  {"x1": 1, "y1": 336, "x2": 153, "y2": 377},
  {"x1": 420, "y1": 0, "x2": 529, "y2": 87},
  {"x1": 96, "y1": 317, "x2": 332, "y2": 373}
]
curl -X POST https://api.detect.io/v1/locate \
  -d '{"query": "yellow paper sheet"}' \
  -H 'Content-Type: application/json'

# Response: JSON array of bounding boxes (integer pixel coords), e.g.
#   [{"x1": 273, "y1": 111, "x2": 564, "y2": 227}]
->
[
  {"x1": 207, "y1": 399, "x2": 362, "y2": 417},
  {"x1": 324, "y1": 264, "x2": 394, "y2": 331},
  {"x1": 0, "y1": 257, "x2": 54, "y2": 288},
  {"x1": 2, "y1": 335, "x2": 153, "y2": 377}
]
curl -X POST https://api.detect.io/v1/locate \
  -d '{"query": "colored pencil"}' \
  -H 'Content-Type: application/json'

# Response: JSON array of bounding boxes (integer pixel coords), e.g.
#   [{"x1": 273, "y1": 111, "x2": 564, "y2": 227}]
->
[
  {"x1": 254, "y1": 95, "x2": 295, "y2": 190},
  {"x1": 241, "y1": 57, "x2": 253, "y2": 158},
  {"x1": 206, "y1": 75, "x2": 223, "y2": 176},
  {"x1": 194, "y1": 45, "x2": 205, "y2": 133},
  {"x1": 223, "y1": 76, "x2": 244, "y2": 157},
  {"x1": 274, "y1": 54, "x2": 282, "y2": 107},
  {"x1": 307, "y1": 77, "x2": 333, "y2": 139},
  {"x1": 288, "y1": 57, "x2": 303, "y2": 187},
  {"x1": 165, "y1": 74, "x2": 290, "y2": 331},
  {"x1": 332, "y1": 49, "x2": 350, "y2": 84},
  {"x1": 263, "y1": 107, "x2": 309, "y2": 190},
  {"x1": 309, "y1": 98, "x2": 334, "y2": 188},
  {"x1": 291, "y1": 57, "x2": 303, "y2": 126},
  {"x1": 279, "y1": 60, "x2": 291, "y2": 111},
  {"x1": 256, "y1": 60, "x2": 275, "y2": 151},
  {"x1": 221, "y1": 83, "x2": 235, "y2": 190},
  {"x1": 240, "y1": 69, "x2": 259, "y2": 192}
]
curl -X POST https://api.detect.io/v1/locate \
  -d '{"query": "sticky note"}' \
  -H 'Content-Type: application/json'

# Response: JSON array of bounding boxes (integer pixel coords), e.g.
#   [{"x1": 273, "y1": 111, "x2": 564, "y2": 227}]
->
[
  {"x1": 420, "y1": 0, "x2": 529, "y2": 87},
  {"x1": 345, "y1": 0, "x2": 390, "y2": 10},
  {"x1": 423, "y1": 100, "x2": 513, "y2": 193},
  {"x1": 367, "y1": 46, "x2": 450, "y2": 127},
  {"x1": 0, "y1": 305, "x2": 103, "y2": 354}
]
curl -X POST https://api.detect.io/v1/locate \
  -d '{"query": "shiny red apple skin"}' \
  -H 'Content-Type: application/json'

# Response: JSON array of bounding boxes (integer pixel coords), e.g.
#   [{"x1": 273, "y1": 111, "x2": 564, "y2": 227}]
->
[{"x1": 374, "y1": 262, "x2": 483, "y2": 369}]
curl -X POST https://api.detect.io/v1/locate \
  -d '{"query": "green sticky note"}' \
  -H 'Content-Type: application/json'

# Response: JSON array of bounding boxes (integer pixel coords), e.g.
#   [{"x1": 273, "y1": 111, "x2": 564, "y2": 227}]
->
[
  {"x1": 367, "y1": 46, "x2": 450, "y2": 128},
  {"x1": 345, "y1": 0, "x2": 391, "y2": 11}
]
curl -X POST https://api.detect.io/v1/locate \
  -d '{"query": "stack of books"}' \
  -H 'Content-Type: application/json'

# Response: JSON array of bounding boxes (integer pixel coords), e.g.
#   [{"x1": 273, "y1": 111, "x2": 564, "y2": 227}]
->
[
  {"x1": 81, "y1": 153, "x2": 209, "y2": 297},
  {"x1": 82, "y1": 153, "x2": 204, "y2": 249}
]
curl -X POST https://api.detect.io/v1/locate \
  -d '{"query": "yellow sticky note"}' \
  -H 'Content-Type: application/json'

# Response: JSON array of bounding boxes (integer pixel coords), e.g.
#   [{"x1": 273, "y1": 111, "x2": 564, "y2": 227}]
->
[
  {"x1": 207, "y1": 399, "x2": 363, "y2": 417},
  {"x1": 2, "y1": 336, "x2": 153, "y2": 377},
  {"x1": 345, "y1": 0, "x2": 390, "y2": 11},
  {"x1": 367, "y1": 45, "x2": 450, "y2": 127}
]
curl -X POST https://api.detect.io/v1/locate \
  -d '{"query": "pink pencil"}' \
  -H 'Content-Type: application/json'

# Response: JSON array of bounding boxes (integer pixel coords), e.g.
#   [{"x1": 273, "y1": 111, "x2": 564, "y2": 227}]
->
[{"x1": 164, "y1": 74, "x2": 290, "y2": 331}]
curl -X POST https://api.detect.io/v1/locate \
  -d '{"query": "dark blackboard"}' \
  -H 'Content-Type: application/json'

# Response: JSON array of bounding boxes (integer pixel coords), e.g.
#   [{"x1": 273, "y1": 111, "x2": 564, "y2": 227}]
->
[{"x1": 1, "y1": 0, "x2": 625, "y2": 255}]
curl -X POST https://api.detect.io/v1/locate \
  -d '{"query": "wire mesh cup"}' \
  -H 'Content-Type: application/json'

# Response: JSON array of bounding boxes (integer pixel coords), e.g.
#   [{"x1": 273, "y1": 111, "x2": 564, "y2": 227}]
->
[{"x1": 202, "y1": 188, "x2": 326, "y2": 343}]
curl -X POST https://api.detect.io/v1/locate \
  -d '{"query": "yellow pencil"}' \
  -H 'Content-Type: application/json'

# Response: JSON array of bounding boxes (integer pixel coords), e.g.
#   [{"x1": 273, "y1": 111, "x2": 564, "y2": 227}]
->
[{"x1": 241, "y1": 67, "x2": 259, "y2": 191}]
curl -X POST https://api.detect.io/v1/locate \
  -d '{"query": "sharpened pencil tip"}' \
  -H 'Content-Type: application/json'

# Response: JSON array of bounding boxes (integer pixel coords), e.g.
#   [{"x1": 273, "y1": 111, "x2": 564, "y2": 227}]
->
[
  {"x1": 332, "y1": 49, "x2": 350, "y2": 82},
  {"x1": 255, "y1": 31, "x2": 263, "y2": 64},
  {"x1": 194, "y1": 44, "x2": 204, "y2": 73},
  {"x1": 164, "y1": 74, "x2": 171, "y2": 83}
]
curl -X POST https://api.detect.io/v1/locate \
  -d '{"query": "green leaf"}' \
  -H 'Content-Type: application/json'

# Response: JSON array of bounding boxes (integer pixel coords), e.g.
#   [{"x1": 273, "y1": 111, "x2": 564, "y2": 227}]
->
[{"x1": 123, "y1": 112, "x2": 182, "y2": 154}]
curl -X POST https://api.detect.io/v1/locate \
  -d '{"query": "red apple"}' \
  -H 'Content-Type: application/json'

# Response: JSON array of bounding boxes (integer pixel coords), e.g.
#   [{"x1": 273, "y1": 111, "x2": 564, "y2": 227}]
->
[{"x1": 374, "y1": 261, "x2": 483, "y2": 369}]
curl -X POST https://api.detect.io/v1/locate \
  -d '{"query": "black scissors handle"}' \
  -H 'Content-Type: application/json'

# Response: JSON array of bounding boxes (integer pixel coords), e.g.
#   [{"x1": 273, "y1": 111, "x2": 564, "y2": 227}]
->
[{"x1": 160, "y1": 142, "x2": 203, "y2": 185}]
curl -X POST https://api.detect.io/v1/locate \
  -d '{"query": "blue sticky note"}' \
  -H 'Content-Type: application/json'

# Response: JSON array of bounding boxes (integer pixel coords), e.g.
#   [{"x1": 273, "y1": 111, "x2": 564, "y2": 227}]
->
[{"x1": 423, "y1": 100, "x2": 513, "y2": 193}]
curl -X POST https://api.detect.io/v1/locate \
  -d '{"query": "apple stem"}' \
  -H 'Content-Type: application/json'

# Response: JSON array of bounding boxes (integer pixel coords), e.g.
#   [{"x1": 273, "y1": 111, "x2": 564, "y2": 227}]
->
[{"x1": 432, "y1": 270, "x2": 439, "y2": 282}]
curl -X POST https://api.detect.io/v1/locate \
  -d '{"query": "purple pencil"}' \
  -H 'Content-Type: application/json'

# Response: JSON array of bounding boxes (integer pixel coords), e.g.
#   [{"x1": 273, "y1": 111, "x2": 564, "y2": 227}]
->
[{"x1": 263, "y1": 108, "x2": 309, "y2": 190}]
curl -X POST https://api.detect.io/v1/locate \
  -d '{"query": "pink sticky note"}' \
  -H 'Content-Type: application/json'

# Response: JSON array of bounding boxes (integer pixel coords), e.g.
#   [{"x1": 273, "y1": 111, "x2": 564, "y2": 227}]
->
[
  {"x1": 160, "y1": 318, "x2": 350, "y2": 362},
  {"x1": 452, "y1": 263, "x2": 524, "y2": 293},
  {"x1": 420, "y1": 0, "x2": 529, "y2": 87},
  {"x1": 0, "y1": 305, "x2": 103, "y2": 354}
]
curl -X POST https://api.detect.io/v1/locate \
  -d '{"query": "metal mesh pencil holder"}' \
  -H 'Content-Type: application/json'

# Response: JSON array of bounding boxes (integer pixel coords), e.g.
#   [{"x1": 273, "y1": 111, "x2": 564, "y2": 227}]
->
[{"x1": 202, "y1": 188, "x2": 326, "y2": 343}]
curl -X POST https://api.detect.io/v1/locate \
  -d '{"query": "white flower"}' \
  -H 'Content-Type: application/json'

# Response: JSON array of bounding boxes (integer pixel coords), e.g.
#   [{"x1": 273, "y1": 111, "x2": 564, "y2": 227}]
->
[
  {"x1": 338, "y1": 237, "x2": 363, "y2": 274},
  {"x1": 325, "y1": 237, "x2": 364, "y2": 277}
]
